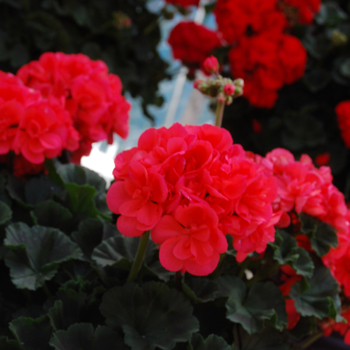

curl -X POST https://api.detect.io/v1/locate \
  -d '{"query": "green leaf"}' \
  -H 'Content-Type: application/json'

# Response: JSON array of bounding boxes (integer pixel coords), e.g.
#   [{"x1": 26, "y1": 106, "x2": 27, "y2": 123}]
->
[
  {"x1": 31, "y1": 200, "x2": 73, "y2": 233},
  {"x1": 91, "y1": 236, "x2": 140, "y2": 268},
  {"x1": 4, "y1": 223, "x2": 82, "y2": 290},
  {"x1": 100, "y1": 281, "x2": 199, "y2": 350},
  {"x1": 236, "y1": 328, "x2": 290, "y2": 350},
  {"x1": 303, "y1": 68, "x2": 330, "y2": 92},
  {"x1": 217, "y1": 276, "x2": 287, "y2": 334},
  {"x1": 300, "y1": 213, "x2": 338, "y2": 256},
  {"x1": 270, "y1": 230, "x2": 314, "y2": 278},
  {"x1": 65, "y1": 184, "x2": 99, "y2": 219},
  {"x1": 9, "y1": 316, "x2": 52, "y2": 350},
  {"x1": 72, "y1": 218, "x2": 103, "y2": 260},
  {"x1": 182, "y1": 277, "x2": 218, "y2": 303},
  {"x1": 91, "y1": 235, "x2": 172, "y2": 281},
  {"x1": 0, "y1": 337, "x2": 23, "y2": 350},
  {"x1": 190, "y1": 334, "x2": 230, "y2": 350},
  {"x1": 290, "y1": 266, "x2": 341, "y2": 319},
  {"x1": 288, "y1": 317, "x2": 317, "y2": 340},
  {"x1": 25, "y1": 175, "x2": 62, "y2": 206},
  {"x1": 48, "y1": 288, "x2": 87, "y2": 331},
  {"x1": 57, "y1": 164, "x2": 106, "y2": 192},
  {"x1": 50, "y1": 323, "x2": 128, "y2": 350},
  {"x1": 0, "y1": 201, "x2": 12, "y2": 225}
]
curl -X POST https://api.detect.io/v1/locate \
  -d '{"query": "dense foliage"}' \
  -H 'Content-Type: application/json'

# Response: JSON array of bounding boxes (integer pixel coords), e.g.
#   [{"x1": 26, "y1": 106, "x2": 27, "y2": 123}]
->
[{"x1": 0, "y1": 0, "x2": 169, "y2": 118}]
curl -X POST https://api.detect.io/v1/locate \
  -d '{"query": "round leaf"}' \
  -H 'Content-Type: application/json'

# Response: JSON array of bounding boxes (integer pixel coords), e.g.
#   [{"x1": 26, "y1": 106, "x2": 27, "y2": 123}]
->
[{"x1": 100, "y1": 281, "x2": 199, "y2": 350}]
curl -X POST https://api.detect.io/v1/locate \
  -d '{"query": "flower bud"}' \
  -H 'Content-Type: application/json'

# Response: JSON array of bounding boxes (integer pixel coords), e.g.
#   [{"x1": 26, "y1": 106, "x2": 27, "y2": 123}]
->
[
  {"x1": 223, "y1": 83, "x2": 235, "y2": 96},
  {"x1": 233, "y1": 78, "x2": 244, "y2": 88},
  {"x1": 203, "y1": 56, "x2": 219, "y2": 74},
  {"x1": 332, "y1": 30, "x2": 348, "y2": 46},
  {"x1": 217, "y1": 92, "x2": 226, "y2": 103}
]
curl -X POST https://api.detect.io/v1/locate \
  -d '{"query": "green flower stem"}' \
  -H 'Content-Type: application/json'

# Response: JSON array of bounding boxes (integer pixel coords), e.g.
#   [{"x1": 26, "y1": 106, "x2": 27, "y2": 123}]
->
[
  {"x1": 127, "y1": 230, "x2": 151, "y2": 282},
  {"x1": 300, "y1": 331, "x2": 323, "y2": 349},
  {"x1": 215, "y1": 101, "x2": 225, "y2": 128}
]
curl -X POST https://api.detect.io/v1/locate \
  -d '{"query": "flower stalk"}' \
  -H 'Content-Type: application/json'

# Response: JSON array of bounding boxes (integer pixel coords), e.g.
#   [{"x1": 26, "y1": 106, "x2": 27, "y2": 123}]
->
[
  {"x1": 215, "y1": 100, "x2": 225, "y2": 128},
  {"x1": 127, "y1": 230, "x2": 151, "y2": 282}
]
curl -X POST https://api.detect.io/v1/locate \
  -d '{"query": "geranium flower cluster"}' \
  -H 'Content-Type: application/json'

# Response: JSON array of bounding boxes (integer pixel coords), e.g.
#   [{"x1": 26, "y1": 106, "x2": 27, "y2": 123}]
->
[
  {"x1": 168, "y1": 0, "x2": 319, "y2": 108},
  {"x1": 262, "y1": 148, "x2": 347, "y2": 234},
  {"x1": 167, "y1": 22, "x2": 221, "y2": 76},
  {"x1": 260, "y1": 148, "x2": 350, "y2": 339},
  {"x1": 17, "y1": 52, "x2": 130, "y2": 163},
  {"x1": 335, "y1": 101, "x2": 350, "y2": 148},
  {"x1": 107, "y1": 123, "x2": 279, "y2": 275},
  {"x1": 0, "y1": 71, "x2": 79, "y2": 174}
]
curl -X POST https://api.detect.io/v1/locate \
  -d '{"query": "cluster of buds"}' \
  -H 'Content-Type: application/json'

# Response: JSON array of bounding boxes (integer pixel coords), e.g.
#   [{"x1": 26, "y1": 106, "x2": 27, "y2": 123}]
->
[{"x1": 194, "y1": 56, "x2": 244, "y2": 105}]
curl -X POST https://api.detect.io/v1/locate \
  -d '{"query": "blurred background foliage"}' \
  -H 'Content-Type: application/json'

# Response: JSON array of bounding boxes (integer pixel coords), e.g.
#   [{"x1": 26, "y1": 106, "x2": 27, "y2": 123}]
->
[{"x1": 0, "y1": 0, "x2": 169, "y2": 119}]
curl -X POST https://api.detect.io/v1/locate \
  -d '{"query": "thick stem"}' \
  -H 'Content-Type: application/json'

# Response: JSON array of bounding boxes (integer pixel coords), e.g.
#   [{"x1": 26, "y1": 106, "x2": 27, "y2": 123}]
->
[
  {"x1": 215, "y1": 101, "x2": 225, "y2": 128},
  {"x1": 127, "y1": 230, "x2": 150, "y2": 282}
]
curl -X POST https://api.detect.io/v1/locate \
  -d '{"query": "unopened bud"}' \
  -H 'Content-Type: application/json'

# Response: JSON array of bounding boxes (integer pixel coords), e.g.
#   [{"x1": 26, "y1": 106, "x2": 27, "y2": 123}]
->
[
  {"x1": 223, "y1": 83, "x2": 235, "y2": 96},
  {"x1": 332, "y1": 30, "x2": 348, "y2": 46},
  {"x1": 203, "y1": 56, "x2": 219, "y2": 74},
  {"x1": 218, "y1": 92, "x2": 226, "y2": 103},
  {"x1": 233, "y1": 78, "x2": 244, "y2": 88}
]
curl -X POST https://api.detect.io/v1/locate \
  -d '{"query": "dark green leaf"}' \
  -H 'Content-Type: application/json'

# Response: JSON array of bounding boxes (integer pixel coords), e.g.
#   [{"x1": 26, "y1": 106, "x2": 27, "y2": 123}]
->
[
  {"x1": 100, "y1": 281, "x2": 199, "y2": 350},
  {"x1": 25, "y1": 175, "x2": 62, "y2": 206},
  {"x1": 290, "y1": 266, "x2": 341, "y2": 319},
  {"x1": 0, "y1": 337, "x2": 23, "y2": 350},
  {"x1": 300, "y1": 213, "x2": 338, "y2": 256},
  {"x1": 4, "y1": 223, "x2": 82, "y2": 290},
  {"x1": 0, "y1": 201, "x2": 12, "y2": 225},
  {"x1": 303, "y1": 68, "x2": 330, "y2": 92},
  {"x1": 190, "y1": 333, "x2": 230, "y2": 350},
  {"x1": 72, "y1": 218, "x2": 103, "y2": 260},
  {"x1": 270, "y1": 230, "x2": 314, "y2": 278},
  {"x1": 57, "y1": 164, "x2": 106, "y2": 192},
  {"x1": 236, "y1": 327, "x2": 291, "y2": 350},
  {"x1": 50, "y1": 323, "x2": 127, "y2": 350},
  {"x1": 288, "y1": 317, "x2": 317, "y2": 340},
  {"x1": 9, "y1": 316, "x2": 52, "y2": 350},
  {"x1": 48, "y1": 288, "x2": 87, "y2": 331},
  {"x1": 65, "y1": 184, "x2": 99, "y2": 219},
  {"x1": 182, "y1": 277, "x2": 218, "y2": 303},
  {"x1": 217, "y1": 276, "x2": 287, "y2": 334},
  {"x1": 31, "y1": 200, "x2": 73, "y2": 233}
]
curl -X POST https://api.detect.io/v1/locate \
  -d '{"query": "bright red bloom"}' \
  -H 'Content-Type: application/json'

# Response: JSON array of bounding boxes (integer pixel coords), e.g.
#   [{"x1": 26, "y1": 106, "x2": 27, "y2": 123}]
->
[
  {"x1": 168, "y1": 22, "x2": 221, "y2": 70},
  {"x1": 285, "y1": 299, "x2": 301, "y2": 330},
  {"x1": 279, "y1": 0, "x2": 321, "y2": 25},
  {"x1": 336, "y1": 101, "x2": 350, "y2": 148},
  {"x1": 228, "y1": 32, "x2": 307, "y2": 108},
  {"x1": 214, "y1": 0, "x2": 287, "y2": 44},
  {"x1": 107, "y1": 123, "x2": 279, "y2": 275},
  {"x1": 13, "y1": 98, "x2": 77, "y2": 164},
  {"x1": 17, "y1": 52, "x2": 130, "y2": 163},
  {"x1": 321, "y1": 307, "x2": 350, "y2": 345},
  {"x1": 152, "y1": 204, "x2": 227, "y2": 276}
]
